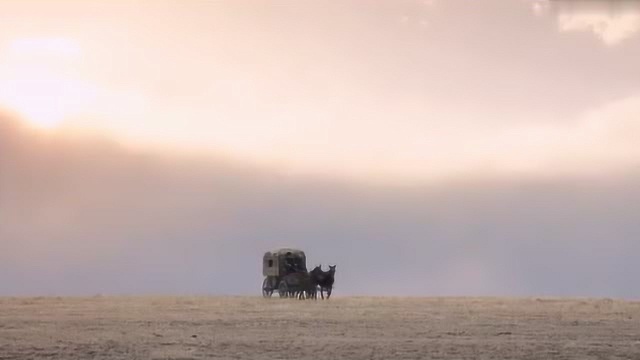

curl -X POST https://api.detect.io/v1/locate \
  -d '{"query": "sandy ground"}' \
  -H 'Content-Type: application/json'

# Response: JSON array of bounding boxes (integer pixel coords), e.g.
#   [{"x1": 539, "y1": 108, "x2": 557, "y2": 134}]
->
[{"x1": 1, "y1": 296, "x2": 639, "y2": 359}]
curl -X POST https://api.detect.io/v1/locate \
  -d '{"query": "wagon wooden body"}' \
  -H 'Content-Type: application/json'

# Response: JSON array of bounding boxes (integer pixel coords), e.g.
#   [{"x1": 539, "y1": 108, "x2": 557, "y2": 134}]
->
[{"x1": 262, "y1": 248, "x2": 308, "y2": 298}]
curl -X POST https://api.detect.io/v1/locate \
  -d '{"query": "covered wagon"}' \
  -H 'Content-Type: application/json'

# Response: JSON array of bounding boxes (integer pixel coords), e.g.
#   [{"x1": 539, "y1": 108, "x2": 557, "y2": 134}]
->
[{"x1": 262, "y1": 248, "x2": 308, "y2": 298}]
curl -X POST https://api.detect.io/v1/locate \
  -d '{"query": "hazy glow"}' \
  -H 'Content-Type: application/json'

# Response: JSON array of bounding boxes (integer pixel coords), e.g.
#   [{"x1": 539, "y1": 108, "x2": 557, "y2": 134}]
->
[
  {"x1": 0, "y1": 0, "x2": 639, "y2": 182},
  {"x1": 0, "y1": 73, "x2": 97, "y2": 129},
  {"x1": 0, "y1": 37, "x2": 94, "y2": 128},
  {"x1": 9, "y1": 37, "x2": 81, "y2": 58},
  {"x1": 3, "y1": 114, "x2": 640, "y2": 297}
]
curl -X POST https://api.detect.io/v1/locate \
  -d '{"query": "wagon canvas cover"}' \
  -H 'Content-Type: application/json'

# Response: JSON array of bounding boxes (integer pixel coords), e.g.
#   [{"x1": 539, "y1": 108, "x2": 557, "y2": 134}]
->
[{"x1": 263, "y1": 248, "x2": 307, "y2": 276}]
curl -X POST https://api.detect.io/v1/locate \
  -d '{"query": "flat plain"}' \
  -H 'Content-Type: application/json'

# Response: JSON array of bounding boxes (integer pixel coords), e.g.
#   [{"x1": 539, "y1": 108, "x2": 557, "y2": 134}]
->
[{"x1": 1, "y1": 296, "x2": 639, "y2": 359}]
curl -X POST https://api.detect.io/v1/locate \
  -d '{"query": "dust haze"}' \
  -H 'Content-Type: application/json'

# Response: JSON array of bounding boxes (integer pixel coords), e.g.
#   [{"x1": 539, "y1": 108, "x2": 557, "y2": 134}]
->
[{"x1": 2, "y1": 113, "x2": 639, "y2": 298}]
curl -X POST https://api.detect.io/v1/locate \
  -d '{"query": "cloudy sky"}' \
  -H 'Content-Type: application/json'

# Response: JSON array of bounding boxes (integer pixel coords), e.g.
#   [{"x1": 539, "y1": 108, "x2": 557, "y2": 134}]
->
[{"x1": 1, "y1": 0, "x2": 640, "y2": 297}]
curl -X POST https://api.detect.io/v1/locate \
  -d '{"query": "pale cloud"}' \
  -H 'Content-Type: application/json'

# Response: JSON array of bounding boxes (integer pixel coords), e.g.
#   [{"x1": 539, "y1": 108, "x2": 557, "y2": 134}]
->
[
  {"x1": 531, "y1": 0, "x2": 551, "y2": 16},
  {"x1": 532, "y1": 0, "x2": 640, "y2": 45},
  {"x1": 438, "y1": 94, "x2": 640, "y2": 179},
  {"x1": 558, "y1": 12, "x2": 640, "y2": 45},
  {"x1": 44, "y1": 94, "x2": 640, "y2": 184},
  {"x1": 494, "y1": 95, "x2": 640, "y2": 176},
  {"x1": 275, "y1": 95, "x2": 640, "y2": 183}
]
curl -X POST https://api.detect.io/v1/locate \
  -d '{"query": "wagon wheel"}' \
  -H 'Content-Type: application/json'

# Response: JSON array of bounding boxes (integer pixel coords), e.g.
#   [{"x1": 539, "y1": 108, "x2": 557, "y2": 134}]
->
[
  {"x1": 262, "y1": 278, "x2": 273, "y2": 298},
  {"x1": 278, "y1": 281, "x2": 289, "y2": 298}
]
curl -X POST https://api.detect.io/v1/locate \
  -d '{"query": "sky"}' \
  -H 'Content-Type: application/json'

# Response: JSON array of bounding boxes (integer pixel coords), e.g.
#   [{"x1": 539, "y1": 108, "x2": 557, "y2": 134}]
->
[{"x1": 1, "y1": 0, "x2": 640, "y2": 297}]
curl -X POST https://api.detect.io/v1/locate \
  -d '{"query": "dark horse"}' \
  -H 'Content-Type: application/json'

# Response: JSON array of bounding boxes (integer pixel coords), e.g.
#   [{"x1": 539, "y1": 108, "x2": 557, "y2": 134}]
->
[
  {"x1": 280, "y1": 272, "x2": 317, "y2": 300},
  {"x1": 310, "y1": 265, "x2": 336, "y2": 299}
]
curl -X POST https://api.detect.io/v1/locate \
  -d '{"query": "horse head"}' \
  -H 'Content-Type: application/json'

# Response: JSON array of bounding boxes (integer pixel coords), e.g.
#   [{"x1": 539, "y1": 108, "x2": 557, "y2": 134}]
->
[{"x1": 309, "y1": 265, "x2": 325, "y2": 282}]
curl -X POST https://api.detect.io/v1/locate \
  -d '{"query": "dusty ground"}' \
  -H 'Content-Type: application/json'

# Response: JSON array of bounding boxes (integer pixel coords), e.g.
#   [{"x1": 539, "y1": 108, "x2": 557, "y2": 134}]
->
[{"x1": 1, "y1": 296, "x2": 639, "y2": 359}]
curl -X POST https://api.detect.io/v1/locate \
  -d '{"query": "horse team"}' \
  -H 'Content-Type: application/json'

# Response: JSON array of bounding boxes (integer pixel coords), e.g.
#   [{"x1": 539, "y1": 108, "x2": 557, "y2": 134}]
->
[{"x1": 281, "y1": 265, "x2": 336, "y2": 300}]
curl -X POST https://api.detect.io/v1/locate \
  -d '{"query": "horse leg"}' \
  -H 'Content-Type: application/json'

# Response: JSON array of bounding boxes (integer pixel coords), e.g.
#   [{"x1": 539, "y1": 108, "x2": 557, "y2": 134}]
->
[
  {"x1": 327, "y1": 287, "x2": 332, "y2": 299},
  {"x1": 320, "y1": 287, "x2": 325, "y2": 300}
]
